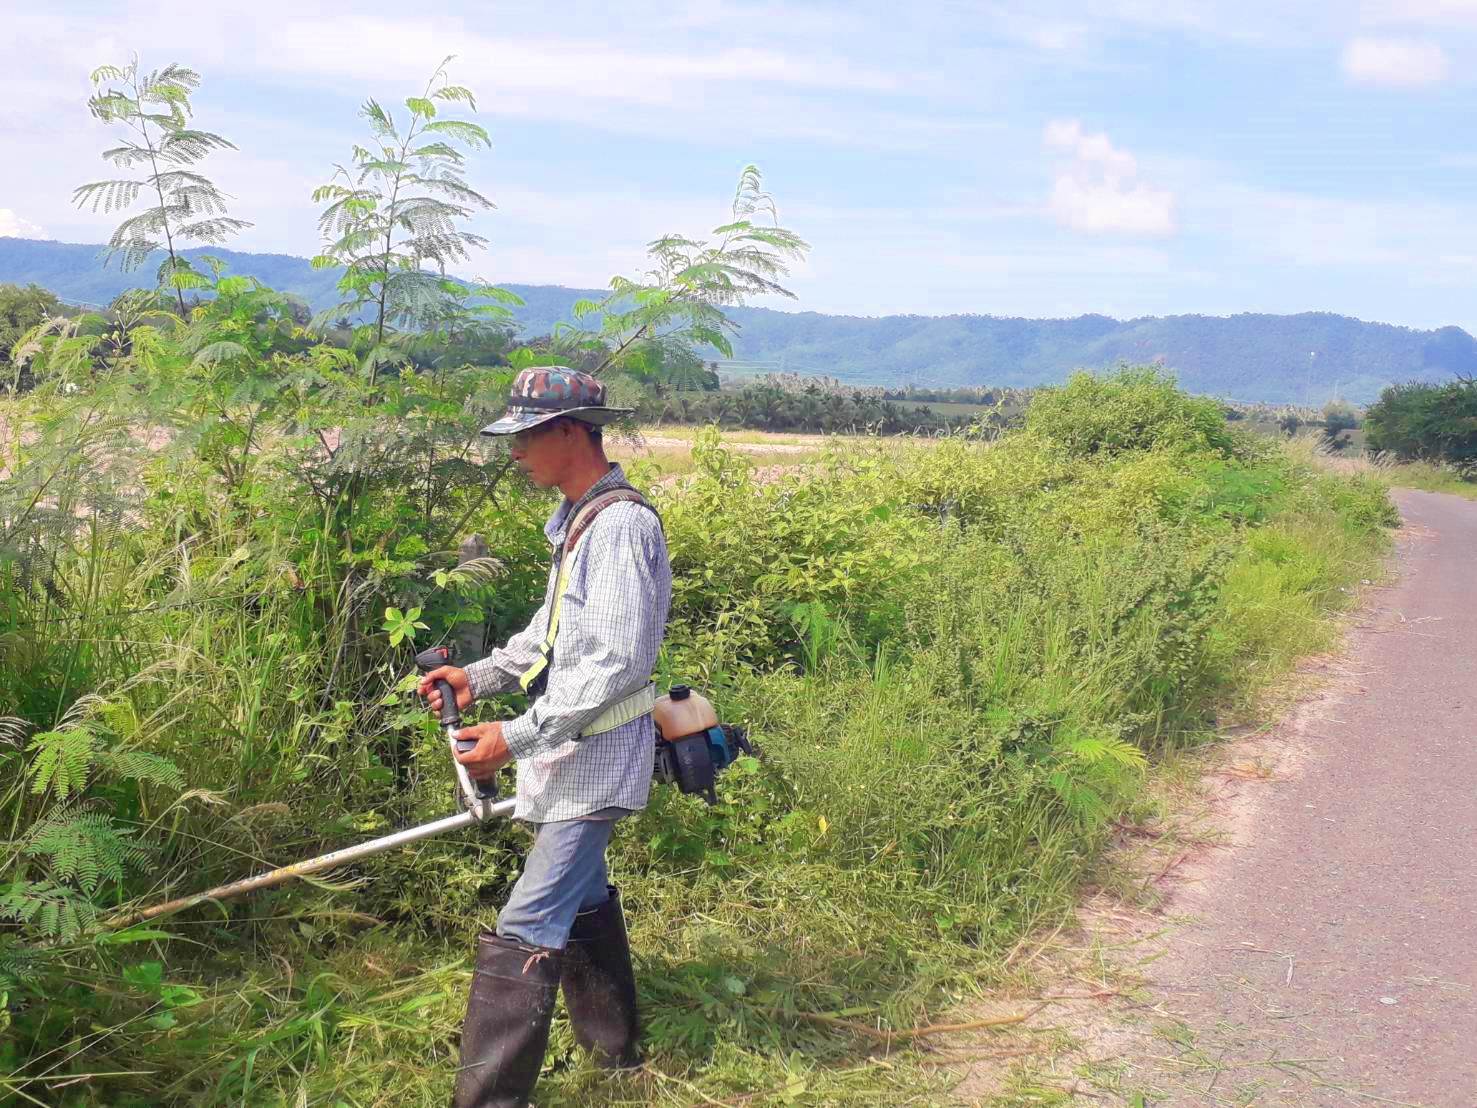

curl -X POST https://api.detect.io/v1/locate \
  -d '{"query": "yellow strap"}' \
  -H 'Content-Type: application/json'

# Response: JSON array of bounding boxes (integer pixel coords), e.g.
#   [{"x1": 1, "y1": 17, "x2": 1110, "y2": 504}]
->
[
  {"x1": 517, "y1": 559, "x2": 572, "y2": 693},
  {"x1": 517, "y1": 487, "x2": 654, "y2": 699}
]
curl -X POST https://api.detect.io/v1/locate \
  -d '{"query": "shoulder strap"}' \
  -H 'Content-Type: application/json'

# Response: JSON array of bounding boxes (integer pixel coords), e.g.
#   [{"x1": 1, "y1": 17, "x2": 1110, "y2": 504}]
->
[
  {"x1": 564, "y1": 487, "x2": 654, "y2": 555},
  {"x1": 517, "y1": 486, "x2": 659, "y2": 699}
]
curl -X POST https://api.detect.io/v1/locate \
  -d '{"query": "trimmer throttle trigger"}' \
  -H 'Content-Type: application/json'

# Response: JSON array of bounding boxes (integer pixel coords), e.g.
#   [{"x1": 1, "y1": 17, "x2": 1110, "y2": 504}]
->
[{"x1": 413, "y1": 646, "x2": 462, "y2": 729}]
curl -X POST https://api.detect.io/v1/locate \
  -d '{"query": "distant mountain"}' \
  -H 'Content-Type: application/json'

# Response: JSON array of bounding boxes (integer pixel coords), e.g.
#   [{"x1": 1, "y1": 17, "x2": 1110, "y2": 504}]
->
[{"x1": 4, "y1": 235, "x2": 1474, "y2": 405}]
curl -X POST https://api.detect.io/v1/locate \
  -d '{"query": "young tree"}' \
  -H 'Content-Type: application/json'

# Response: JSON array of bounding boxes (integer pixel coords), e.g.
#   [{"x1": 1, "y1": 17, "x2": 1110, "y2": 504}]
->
[
  {"x1": 73, "y1": 60, "x2": 250, "y2": 315},
  {"x1": 312, "y1": 57, "x2": 495, "y2": 383},
  {"x1": 561, "y1": 165, "x2": 808, "y2": 377}
]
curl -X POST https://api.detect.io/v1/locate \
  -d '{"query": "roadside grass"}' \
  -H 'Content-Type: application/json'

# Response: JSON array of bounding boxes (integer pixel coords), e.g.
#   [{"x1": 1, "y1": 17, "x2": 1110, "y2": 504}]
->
[
  {"x1": 1290, "y1": 432, "x2": 1477, "y2": 501},
  {"x1": 1, "y1": 372, "x2": 1398, "y2": 1105},
  {"x1": 969, "y1": 489, "x2": 1395, "y2": 1105},
  {"x1": 1383, "y1": 461, "x2": 1477, "y2": 499}
]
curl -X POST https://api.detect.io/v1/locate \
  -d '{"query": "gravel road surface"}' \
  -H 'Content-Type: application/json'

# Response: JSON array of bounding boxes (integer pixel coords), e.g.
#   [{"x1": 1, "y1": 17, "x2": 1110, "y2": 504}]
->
[{"x1": 1126, "y1": 489, "x2": 1477, "y2": 1106}]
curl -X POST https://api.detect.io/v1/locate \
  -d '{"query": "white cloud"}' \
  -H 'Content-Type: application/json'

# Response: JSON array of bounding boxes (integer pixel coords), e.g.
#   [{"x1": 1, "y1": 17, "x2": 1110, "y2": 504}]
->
[
  {"x1": 1043, "y1": 120, "x2": 1175, "y2": 236},
  {"x1": 0, "y1": 209, "x2": 46, "y2": 238},
  {"x1": 1341, "y1": 37, "x2": 1450, "y2": 86},
  {"x1": 240, "y1": 16, "x2": 901, "y2": 105}
]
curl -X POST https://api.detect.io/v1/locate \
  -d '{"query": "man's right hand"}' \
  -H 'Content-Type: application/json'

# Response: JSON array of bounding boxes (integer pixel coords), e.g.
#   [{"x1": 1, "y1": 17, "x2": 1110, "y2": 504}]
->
[{"x1": 418, "y1": 665, "x2": 474, "y2": 714}]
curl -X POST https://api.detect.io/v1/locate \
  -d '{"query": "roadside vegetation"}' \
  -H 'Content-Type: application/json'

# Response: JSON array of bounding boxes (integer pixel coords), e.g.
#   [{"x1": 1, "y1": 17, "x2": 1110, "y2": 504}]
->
[
  {"x1": 1363, "y1": 376, "x2": 1477, "y2": 486},
  {"x1": 2, "y1": 55, "x2": 1402, "y2": 1107},
  {"x1": 2, "y1": 352, "x2": 1395, "y2": 1104}
]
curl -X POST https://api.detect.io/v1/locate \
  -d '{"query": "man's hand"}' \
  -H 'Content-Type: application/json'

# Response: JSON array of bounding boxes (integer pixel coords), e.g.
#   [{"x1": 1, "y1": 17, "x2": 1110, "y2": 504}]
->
[
  {"x1": 453, "y1": 721, "x2": 513, "y2": 782},
  {"x1": 418, "y1": 665, "x2": 474, "y2": 714}
]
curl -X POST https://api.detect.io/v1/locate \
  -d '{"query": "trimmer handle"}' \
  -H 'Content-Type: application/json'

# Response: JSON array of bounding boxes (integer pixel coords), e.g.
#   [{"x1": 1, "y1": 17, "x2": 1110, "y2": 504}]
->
[
  {"x1": 414, "y1": 645, "x2": 497, "y2": 804},
  {"x1": 414, "y1": 646, "x2": 463, "y2": 729}
]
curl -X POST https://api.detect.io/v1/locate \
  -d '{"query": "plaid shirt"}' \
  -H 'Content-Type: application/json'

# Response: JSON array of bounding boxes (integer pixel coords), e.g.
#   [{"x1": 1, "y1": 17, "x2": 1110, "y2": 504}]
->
[{"x1": 464, "y1": 465, "x2": 671, "y2": 822}]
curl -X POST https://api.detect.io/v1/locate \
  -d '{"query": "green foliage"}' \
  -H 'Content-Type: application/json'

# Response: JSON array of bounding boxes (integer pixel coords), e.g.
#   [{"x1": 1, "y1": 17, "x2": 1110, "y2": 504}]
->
[
  {"x1": 382, "y1": 605, "x2": 429, "y2": 646},
  {"x1": 1365, "y1": 376, "x2": 1477, "y2": 476},
  {"x1": 0, "y1": 360, "x2": 1396, "y2": 1101},
  {"x1": 1322, "y1": 400, "x2": 1359, "y2": 437},
  {"x1": 644, "y1": 381, "x2": 1006, "y2": 434},
  {"x1": 0, "y1": 284, "x2": 66, "y2": 383},
  {"x1": 26, "y1": 725, "x2": 97, "y2": 801},
  {"x1": 25, "y1": 811, "x2": 150, "y2": 895},
  {"x1": 1026, "y1": 365, "x2": 1239, "y2": 458},
  {"x1": 75, "y1": 58, "x2": 250, "y2": 313},
  {"x1": 559, "y1": 166, "x2": 808, "y2": 378},
  {"x1": 312, "y1": 57, "x2": 499, "y2": 378},
  {"x1": 0, "y1": 879, "x2": 100, "y2": 940}
]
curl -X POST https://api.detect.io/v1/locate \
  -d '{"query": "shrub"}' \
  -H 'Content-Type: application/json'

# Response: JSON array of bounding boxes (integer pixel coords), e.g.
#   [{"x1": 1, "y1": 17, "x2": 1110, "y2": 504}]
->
[
  {"x1": 1026, "y1": 365, "x2": 1238, "y2": 459},
  {"x1": 1365, "y1": 377, "x2": 1477, "y2": 475}
]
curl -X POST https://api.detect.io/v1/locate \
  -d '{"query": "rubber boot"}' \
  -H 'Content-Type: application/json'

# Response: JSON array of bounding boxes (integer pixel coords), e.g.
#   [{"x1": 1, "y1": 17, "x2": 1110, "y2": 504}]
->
[
  {"x1": 453, "y1": 933, "x2": 562, "y2": 1108},
  {"x1": 560, "y1": 885, "x2": 640, "y2": 1068}
]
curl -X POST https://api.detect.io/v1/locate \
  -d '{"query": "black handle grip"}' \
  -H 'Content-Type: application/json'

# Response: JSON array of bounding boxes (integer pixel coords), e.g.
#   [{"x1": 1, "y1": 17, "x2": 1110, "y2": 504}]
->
[
  {"x1": 415, "y1": 646, "x2": 462, "y2": 729},
  {"x1": 454, "y1": 733, "x2": 499, "y2": 799},
  {"x1": 417, "y1": 645, "x2": 494, "y2": 800},
  {"x1": 433, "y1": 678, "x2": 461, "y2": 728}
]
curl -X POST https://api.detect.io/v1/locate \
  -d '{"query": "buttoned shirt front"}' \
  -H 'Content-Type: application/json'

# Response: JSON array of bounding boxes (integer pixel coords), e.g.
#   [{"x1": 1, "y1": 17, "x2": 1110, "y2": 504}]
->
[{"x1": 463, "y1": 465, "x2": 671, "y2": 822}]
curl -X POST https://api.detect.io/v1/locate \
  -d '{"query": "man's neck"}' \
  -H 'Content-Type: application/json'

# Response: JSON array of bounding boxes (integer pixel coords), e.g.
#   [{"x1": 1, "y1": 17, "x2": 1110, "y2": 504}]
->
[{"x1": 559, "y1": 457, "x2": 613, "y2": 504}]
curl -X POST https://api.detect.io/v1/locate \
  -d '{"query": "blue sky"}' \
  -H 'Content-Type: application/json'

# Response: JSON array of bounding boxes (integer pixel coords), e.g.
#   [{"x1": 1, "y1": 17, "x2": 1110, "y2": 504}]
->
[{"x1": 3, "y1": 0, "x2": 1475, "y2": 331}]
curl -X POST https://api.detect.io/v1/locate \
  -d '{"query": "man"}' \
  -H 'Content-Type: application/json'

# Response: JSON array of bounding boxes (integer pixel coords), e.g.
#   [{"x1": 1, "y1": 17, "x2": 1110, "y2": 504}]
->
[{"x1": 418, "y1": 366, "x2": 671, "y2": 1108}]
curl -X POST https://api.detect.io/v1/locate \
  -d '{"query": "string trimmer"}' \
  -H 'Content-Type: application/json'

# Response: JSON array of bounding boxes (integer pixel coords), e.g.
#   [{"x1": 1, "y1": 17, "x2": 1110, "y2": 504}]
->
[{"x1": 115, "y1": 648, "x2": 751, "y2": 927}]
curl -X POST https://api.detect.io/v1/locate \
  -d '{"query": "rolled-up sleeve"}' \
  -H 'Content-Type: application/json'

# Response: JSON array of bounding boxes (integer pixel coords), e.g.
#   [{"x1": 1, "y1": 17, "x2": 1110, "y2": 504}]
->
[{"x1": 500, "y1": 503, "x2": 669, "y2": 760}]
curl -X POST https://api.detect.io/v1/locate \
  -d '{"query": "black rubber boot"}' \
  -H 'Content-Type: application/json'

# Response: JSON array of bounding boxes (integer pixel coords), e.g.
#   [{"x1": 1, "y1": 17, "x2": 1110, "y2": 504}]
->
[
  {"x1": 453, "y1": 933, "x2": 562, "y2": 1108},
  {"x1": 560, "y1": 885, "x2": 640, "y2": 1068}
]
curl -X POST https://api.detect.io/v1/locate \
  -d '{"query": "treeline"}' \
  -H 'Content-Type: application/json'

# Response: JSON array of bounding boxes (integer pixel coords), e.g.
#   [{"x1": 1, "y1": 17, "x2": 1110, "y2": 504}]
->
[{"x1": 643, "y1": 384, "x2": 1018, "y2": 435}]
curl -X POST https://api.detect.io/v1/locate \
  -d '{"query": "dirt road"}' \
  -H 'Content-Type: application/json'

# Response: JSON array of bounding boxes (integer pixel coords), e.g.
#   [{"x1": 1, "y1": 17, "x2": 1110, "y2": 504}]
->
[{"x1": 1109, "y1": 489, "x2": 1477, "y2": 1105}]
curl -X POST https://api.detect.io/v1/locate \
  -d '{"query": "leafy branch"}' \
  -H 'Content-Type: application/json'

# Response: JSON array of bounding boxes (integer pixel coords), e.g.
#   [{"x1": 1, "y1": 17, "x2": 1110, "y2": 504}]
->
[
  {"x1": 559, "y1": 165, "x2": 809, "y2": 379},
  {"x1": 74, "y1": 58, "x2": 250, "y2": 314},
  {"x1": 311, "y1": 57, "x2": 497, "y2": 383}
]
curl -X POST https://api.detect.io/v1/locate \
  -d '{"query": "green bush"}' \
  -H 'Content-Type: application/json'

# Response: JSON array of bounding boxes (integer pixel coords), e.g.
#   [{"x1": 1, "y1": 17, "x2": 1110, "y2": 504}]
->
[
  {"x1": 1365, "y1": 376, "x2": 1477, "y2": 475},
  {"x1": 1026, "y1": 365, "x2": 1240, "y2": 459}
]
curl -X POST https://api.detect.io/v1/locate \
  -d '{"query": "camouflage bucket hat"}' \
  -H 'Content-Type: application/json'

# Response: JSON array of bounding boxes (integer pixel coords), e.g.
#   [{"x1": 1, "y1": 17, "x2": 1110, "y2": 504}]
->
[{"x1": 480, "y1": 366, "x2": 634, "y2": 436}]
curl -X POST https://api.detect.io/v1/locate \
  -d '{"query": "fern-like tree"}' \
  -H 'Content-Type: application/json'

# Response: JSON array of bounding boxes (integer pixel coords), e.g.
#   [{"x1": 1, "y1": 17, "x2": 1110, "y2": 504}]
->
[
  {"x1": 312, "y1": 57, "x2": 494, "y2": 383},
  {"x1": 73, "y1": 59, "x2": 250, "y2": 315},
  {"x1": 562, "y1": 165, "x2": 809, "y2": 377}
]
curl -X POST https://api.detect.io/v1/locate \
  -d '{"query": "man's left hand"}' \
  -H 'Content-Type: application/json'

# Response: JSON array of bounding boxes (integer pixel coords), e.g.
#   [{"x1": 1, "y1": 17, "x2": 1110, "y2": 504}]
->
[{"x1": 452, "y1": 722, "x2": 513, "y2": 781}]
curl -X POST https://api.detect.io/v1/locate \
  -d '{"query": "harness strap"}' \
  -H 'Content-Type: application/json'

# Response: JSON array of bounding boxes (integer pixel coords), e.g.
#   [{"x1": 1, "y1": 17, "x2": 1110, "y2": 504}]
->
[
  {"x1": 516, "y1": 488, "x2": 658, "y2": 716},
  {"x1": 581, "y1": 682, "x2": 656, "y2": 738}
]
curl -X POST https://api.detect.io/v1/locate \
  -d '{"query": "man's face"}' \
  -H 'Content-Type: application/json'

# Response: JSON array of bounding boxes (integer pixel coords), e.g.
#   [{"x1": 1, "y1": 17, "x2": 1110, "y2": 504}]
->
[{"x1": 509, "y1": 420, "x2": 573, "y2": 488}]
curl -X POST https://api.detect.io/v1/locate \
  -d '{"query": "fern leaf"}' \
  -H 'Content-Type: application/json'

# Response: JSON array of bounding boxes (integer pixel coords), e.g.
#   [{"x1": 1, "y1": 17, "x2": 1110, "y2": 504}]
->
[
  {"x1": 26, "y1": 726, "x2": 96, "y2": 800},
  {"x1": 25, "y1": 811, "x2": 150, "y2": 895},
  {"x1": 105, "y1": 751, "x2": 186, "y2": 791},
  {"x1": 0, "y1": 880, "x2": 99, "y2": 940}
]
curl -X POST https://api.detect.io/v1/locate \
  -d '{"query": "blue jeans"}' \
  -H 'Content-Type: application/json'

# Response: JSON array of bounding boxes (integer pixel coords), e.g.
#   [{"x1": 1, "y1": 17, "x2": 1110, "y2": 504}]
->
[{"x1": 495, "y1": 818, "x2": 617, "y2": 949}]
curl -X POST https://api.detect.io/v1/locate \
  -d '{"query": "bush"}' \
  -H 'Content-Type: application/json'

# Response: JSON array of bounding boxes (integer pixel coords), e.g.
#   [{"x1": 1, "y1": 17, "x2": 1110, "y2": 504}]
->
[
  {"x1": 1025, "y1": 366, "x2": 1239, "y2": 459},
  {"x1": 1365, "y1": 377, "x2": 1477, "y2": 475}
]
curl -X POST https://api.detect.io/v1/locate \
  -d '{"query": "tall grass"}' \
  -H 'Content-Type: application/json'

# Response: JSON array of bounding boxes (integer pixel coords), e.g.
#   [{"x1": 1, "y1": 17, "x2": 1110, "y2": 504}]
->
[
  {"x1": 0, "y1": 371, "x2": 1396, "y2": 1105},
  {"x1": 1292, "y1": 431, "x2": 1477, "y2": 501}
]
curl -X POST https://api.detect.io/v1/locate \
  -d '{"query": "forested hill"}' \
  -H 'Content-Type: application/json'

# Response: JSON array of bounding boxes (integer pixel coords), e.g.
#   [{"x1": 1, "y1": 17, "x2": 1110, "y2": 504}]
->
[{"x1": 4, "y1": 235, "x2": 1474, "y2": 404}]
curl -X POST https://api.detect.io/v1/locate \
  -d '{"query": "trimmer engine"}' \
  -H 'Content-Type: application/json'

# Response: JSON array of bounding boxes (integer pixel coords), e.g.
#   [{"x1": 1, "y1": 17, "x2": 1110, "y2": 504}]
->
[{"x1": 651, "y1": 685, "x2": 754, "y2": 803}]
